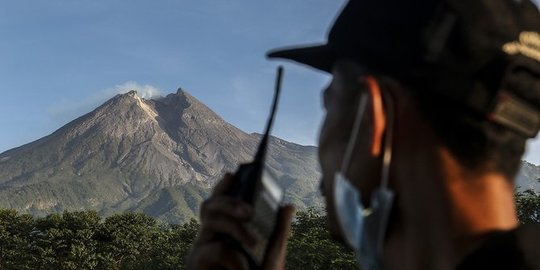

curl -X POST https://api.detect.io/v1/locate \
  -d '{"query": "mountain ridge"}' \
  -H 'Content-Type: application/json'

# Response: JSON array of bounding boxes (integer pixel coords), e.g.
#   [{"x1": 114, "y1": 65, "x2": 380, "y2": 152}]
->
[
  {"x1": 517, "y1": 160, "x2": 540, "y2": 193},
  {"x1": 1, "y1": 89, "x2": 537, "y2": 224},
  {"x1": 0, "y1": 89, "x2": 322, "y2": 223}
]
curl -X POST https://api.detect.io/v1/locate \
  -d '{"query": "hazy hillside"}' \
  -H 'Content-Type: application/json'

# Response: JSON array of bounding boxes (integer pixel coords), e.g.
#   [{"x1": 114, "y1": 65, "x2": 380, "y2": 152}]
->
[
  {"x1": 0, "y1": 88, "x2": 537, "y2": 224},
  {"x1": 0, "y1": 89, "x2": 322, "y2": 223},
  {"x1": 516, "y1": 161, "x2": 540, "y2": 193}
]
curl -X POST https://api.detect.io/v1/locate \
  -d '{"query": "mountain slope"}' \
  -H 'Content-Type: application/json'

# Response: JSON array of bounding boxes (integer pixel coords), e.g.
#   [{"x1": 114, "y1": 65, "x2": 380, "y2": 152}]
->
[
  {"x1": 2, "y1": 88, "x2": 536, "y2": 224},
  {"x1": 0, "y1": 89, "x2": 321, "y2": 223},
  {"x1": 516, "y1": 161, "x2": 540, "y2": 193}
]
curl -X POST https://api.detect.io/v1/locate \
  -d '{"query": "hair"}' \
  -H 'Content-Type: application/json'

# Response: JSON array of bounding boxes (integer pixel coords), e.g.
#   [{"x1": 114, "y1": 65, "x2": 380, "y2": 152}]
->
[
  {"x1": 397, "y1": 74, "x2": 530, "y2": 180},
  {"x1": 417, "y1": 99, "x2": 526, "y2": 179},
  {"x1": 378, "y1": 51, "x2": 540, "y2": 181},
  {"x1": 363, "y1": 56, "x2": 536, "y2": 179}
]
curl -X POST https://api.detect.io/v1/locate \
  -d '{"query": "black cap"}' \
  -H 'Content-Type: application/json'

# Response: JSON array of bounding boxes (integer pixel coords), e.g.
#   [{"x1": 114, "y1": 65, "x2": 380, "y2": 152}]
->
[
  {"x1": 267, "y1": 0, "x2": 540, "y2": 73},
  {"x1": 268, "y1": 0, "x2": 540, "y2": 137},
  {"x1": 268, "y1": 0, "x2": 441, "y2": 73}
]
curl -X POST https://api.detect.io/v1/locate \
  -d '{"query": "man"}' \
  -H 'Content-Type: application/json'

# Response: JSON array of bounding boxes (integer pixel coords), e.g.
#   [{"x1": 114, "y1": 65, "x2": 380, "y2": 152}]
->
[{"x1": 187, "y1": 0, "x2": 540, "y2": 269}]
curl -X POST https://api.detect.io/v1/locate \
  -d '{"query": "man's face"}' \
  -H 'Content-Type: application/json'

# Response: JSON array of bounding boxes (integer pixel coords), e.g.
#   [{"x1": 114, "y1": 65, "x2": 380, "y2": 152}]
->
[{"x1": 318, "y1": 60, "x2": 382, "y2": 240}]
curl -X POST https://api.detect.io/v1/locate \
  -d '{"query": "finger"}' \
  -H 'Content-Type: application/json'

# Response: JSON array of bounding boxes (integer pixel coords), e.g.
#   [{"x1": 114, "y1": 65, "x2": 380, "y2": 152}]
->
[
  {"x1": 200, "y1": 196, "x2": 253, "y2": 222},
  {"x1": 212, "y1": 173, "x2": 234, "y2": 196},
  {"x1": 187, "y1": 242, "x2": 249, "y2": 270},
  {"x1": 263, "y1": 205, "x2": 295, "y2": 270},
  {"x1": 199, "y1": 214, "x2": 258, "y2": 248}
]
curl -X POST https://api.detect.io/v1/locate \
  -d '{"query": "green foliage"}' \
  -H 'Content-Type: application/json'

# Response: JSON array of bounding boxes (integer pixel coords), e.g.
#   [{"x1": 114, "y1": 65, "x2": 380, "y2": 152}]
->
[
  {"x1": 0, "y1": 209, "x2": 35, "y2": 269},
  {"x1": 139, "y1": 218, "x2": 199, "y2": 270},
  {"x1": 0, "y1": 210, "x2": 199, "y2": 270},
  {"x1": 0, "y1": 208, "x2": 355, "y2": 270},
  {"x1": 2, "y1": 190, "x2": 537, "y2": 270},
  {"x1": 515, "y1": 189, "x2": 540, "y2": 224},
  {"x1": 286, "y1": 209, "x2": 358, "y2": 270},
  {"x1": 32, "y1": 211, "x2": 101, "y2": 270},
  {"x1": 97, "y1": 212, "x2": 158, "y2": 269}
]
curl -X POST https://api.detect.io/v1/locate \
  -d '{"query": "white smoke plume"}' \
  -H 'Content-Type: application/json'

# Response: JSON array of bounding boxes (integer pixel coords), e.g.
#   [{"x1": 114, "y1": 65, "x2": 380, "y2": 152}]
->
[{"x1": 113, "y1": 81, "x2": 163, "y2": 99}]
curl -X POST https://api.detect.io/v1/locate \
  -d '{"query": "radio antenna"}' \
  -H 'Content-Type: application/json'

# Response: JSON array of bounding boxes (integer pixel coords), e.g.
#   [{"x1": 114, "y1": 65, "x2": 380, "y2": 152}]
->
[{"x1": 254, "y1": 66, "x2": 283, "y2": 163}]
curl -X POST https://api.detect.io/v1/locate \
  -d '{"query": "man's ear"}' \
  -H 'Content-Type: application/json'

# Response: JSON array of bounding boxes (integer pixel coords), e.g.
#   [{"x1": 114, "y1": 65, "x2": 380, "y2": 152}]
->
[{"x1": 364, "y1": 76, "x2": 386, "y2": 157}]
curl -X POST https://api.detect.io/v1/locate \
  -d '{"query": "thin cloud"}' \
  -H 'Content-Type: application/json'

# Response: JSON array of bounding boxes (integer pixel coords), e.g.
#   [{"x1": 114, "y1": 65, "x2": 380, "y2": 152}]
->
[{"x1": 47, "y1": 81, "x2": 163, "y2": 124}]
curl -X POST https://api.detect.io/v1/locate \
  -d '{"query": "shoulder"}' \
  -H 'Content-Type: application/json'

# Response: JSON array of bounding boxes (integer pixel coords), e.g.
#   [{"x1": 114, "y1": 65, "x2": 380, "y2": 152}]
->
[
  {"x1": 457, "y1": 225, "x2": 540, "y2": 270},
  {"x1": 516, "y1": 224, "x2": 540, "y2": 270}
]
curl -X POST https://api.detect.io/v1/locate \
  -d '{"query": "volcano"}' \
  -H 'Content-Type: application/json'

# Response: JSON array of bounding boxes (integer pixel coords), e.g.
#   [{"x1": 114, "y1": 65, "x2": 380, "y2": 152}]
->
[{"x1": 0, "y1": 89, "x2": 321, "y2": 223}]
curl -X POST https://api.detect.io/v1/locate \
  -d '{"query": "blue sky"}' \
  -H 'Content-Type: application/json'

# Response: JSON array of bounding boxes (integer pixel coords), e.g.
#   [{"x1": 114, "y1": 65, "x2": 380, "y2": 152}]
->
[
  {"x1": 1, "y1": 0, "x2": 540, "y2": 165},
  {"x1": 0, "y1": 1, "x2": 343, "y2": 148}
]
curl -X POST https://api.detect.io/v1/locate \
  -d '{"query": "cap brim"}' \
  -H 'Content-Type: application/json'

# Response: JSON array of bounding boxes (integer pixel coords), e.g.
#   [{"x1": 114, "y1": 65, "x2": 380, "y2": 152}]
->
[{"x1": 266, "y1": 44, "x2": 336, "y2": 73}]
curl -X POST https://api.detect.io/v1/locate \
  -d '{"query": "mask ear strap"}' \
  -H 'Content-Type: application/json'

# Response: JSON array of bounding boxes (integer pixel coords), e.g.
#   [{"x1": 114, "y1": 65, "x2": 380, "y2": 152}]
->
[
  {"x1": 339, "y1": 75, "x2": 395, "y2": 189},
  {"x1": 363, "y1": 77, "x2": 394, "y2": 189},
  {"x1": 381, "y1": 89, "x2": 394, "y2": 189},
  {"x1": 340, "y1": 84, "x2": 369, "y2": 176}
]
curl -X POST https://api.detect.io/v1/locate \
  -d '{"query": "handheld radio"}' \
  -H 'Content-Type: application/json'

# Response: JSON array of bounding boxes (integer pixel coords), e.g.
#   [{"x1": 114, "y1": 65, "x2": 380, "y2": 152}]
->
[{"x1": 226, "y1": 66, "x2": 285, "y2": 268}]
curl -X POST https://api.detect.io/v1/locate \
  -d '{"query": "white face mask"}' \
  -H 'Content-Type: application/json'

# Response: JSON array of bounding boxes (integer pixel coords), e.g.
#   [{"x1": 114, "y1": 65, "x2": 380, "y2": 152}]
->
[{"x1": 332, "y1": 80, "x2": 395, "y2": 270}]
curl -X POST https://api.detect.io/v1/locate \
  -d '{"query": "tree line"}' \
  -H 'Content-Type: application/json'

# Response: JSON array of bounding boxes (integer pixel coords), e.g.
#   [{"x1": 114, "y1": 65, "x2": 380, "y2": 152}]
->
[
  {"x1": 0, "y1": 210, "x2": 356, "y2": 269},
  {"x1": 0, "y1": 190, "x2": 538, "y2": 270}
]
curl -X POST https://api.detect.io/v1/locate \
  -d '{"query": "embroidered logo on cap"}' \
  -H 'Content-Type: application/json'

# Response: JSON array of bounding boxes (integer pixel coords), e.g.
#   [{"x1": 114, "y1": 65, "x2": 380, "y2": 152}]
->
[
  {"x1": 503, "y1": 31, "x2": 540, "y2": 62},
  {"x1": 489, "y1": 91, "x2": 540, "y2": 138}
]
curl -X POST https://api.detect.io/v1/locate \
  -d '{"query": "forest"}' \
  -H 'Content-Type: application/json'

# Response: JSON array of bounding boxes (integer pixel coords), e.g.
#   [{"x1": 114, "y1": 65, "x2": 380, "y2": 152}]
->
[{"x1": 0, "y1": 190, "x2": 538, "y2": 270}]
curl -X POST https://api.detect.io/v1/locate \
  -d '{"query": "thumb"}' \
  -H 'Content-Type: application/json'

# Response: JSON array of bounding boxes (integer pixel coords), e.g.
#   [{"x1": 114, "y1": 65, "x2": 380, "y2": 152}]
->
[{"x1": 263, "y1": 205, "x2": 295, "y2": 270}]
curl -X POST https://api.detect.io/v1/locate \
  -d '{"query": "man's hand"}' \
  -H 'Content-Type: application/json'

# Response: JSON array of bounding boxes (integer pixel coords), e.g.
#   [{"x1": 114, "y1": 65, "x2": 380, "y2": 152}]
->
[{"x1": 186, "y1": 173, "x2": 295, "y2": 270}]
